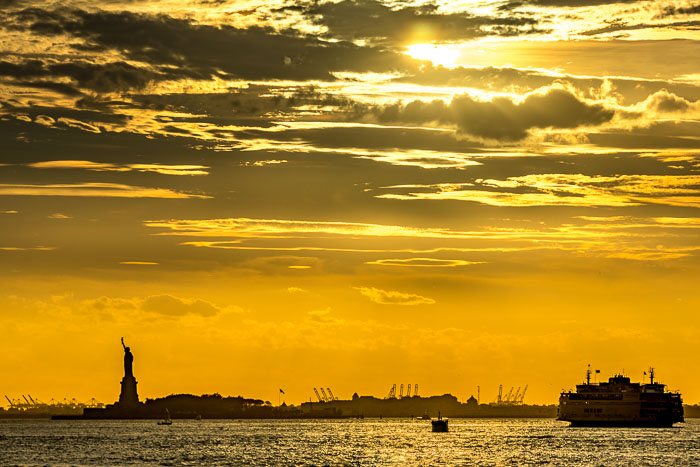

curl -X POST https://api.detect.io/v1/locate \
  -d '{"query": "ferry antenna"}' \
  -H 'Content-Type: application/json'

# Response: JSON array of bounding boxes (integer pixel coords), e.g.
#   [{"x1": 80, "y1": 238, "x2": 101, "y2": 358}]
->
[{"x1": 586, "y1": 364, "x2": 591, "y2": 385}]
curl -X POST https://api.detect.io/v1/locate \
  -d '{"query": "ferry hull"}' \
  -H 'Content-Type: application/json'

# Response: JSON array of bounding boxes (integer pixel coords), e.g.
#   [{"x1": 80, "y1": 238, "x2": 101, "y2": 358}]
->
[{"x1": 564, "y1": 420, "x2": 680, "y2": 428}]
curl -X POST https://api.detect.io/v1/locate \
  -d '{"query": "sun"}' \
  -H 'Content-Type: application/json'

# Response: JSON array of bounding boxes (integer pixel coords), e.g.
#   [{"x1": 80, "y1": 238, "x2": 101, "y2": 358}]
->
[{"x1": 405, "y1": 43, "x2": 460, "y2": 68}]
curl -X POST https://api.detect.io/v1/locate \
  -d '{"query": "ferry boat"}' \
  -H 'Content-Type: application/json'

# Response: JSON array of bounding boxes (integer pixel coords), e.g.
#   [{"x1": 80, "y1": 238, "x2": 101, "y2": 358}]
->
[{"x1": 558, "y1": 366, "x2": 684, "y2": 427}]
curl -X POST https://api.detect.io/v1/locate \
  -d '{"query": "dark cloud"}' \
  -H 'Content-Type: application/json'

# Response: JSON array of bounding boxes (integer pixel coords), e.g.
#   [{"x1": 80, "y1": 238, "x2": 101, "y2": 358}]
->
[
  {"x1": 281, "y1": 0, "x2": 546, "y2": 45},
  {"x1": 357, "y1": 86, "x2": 615, "y2": 140},
  {"x1": 0, "y1": 59, "x2": 160, "y2": 93},
  {"x1": 588, "y1": 131, "x2": 700, "y2": 150},
  {"x1": 499, "y1": 0, "x2": 646, "y2": 8},
  {"x1": 1, "y1": 101, "x2": 130, "y2": 126},
  {"x1": 14, "y1": 80, "x2": 83, "y2": 96},
  {"x1": 227, "y1": 124, "x2": 489, "y2": 155},
  {"x1": 0, "y1": 0, "x2": 22, "y2": 7},
  {"x1": 399, "y1": 65, "x2": 557, "y2": 90},
  {"x1": 655, "y1": 4, "x2": 700, "y2": 19},
  {"x1": 645, "y1": 89, "x2": 693, "y2": 113},
  {"x1": 126, "y1": 65, "x2": 700, "y2": 119},
  {"x1": 580, "y1": 19, "x2": 700, "y2": 36},
  {"x1": 6, "y1": 8, "x2": 420, "y2": 82},
  {"x1": 132, "y1": 84, "x2": 355, "y2": 118}
]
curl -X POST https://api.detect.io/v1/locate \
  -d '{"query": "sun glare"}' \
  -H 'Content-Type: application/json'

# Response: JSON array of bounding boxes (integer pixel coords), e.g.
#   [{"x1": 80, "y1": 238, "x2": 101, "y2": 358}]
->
[{"x1": 406, "y1": 43, "x2": 460, "y2": 67}]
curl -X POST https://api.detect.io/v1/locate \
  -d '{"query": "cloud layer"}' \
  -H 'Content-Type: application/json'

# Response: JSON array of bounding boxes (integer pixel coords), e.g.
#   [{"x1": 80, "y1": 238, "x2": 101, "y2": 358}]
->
[{"x1": 359, "y1": 85, "x2": 615, "y2": 140}]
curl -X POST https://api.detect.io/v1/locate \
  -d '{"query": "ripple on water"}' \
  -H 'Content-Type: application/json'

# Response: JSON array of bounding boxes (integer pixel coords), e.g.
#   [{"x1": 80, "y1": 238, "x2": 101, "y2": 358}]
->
[{"x1": 0, "y1": 418, "x2": 699, "y2": 465}]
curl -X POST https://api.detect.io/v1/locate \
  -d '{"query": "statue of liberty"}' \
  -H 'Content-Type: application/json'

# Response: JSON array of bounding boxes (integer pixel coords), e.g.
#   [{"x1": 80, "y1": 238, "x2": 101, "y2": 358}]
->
[
  {"x1": 118, "y1": 337, "x2": 139, "y2": 407},
  {"x1": 121, "y1": 337, "x2": 134, "y2": 378}
]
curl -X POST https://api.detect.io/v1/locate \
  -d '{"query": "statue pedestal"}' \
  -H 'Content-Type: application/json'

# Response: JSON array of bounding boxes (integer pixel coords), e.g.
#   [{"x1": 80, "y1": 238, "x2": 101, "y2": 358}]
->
[{"x1": 118, "y1": 375, "x2": 140, "y2": 408}]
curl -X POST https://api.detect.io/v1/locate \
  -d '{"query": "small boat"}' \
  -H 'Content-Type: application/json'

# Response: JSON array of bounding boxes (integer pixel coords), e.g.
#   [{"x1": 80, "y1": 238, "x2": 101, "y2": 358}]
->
[
  {"x1": 157, "y1": 408, "x2": 173, "y2": 425},
  {"x1": 431, "y1": 411, "x2": 448, "y2": 432},
  {"x1": 420, "y1": 412, "x2": 430, "y2": 421}
]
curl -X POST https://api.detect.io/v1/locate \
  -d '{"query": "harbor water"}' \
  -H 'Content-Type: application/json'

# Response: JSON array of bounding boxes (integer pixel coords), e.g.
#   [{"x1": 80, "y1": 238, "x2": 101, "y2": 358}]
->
[{"x1": 1, "y1": 418, "x2": 699, "y2": 465}]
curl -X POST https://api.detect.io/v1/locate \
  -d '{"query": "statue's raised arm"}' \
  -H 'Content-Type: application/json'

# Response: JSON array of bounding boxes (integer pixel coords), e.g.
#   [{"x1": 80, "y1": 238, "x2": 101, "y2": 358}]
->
[{"x1": 121, "y1": 337, "x2": 126, "y2": 350}]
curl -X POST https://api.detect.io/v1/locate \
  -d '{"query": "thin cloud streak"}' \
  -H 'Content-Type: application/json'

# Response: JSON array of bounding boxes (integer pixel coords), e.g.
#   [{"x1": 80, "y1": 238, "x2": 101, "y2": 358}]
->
[
  {"x1": 27, "y1": 160, "x2": 209, "y2": 176},
  {"x1": 0, "y1": 183, "x2": 210, "y2": 198},
  {"x1": 354, "y1": 286, "x2": 436, "y2": 305},
  {"x1": 377, "y1": 174, "x2": 700, "y2": 207},
  {"x1": 365, "y1": 258, "x2": 482, "y2": 267},
  {"x1": 149, "y1": 216, "x2": 700, "y2": 263},
  {"x1": 0, "y1": 246, "x2": 55, "y2": 251}
]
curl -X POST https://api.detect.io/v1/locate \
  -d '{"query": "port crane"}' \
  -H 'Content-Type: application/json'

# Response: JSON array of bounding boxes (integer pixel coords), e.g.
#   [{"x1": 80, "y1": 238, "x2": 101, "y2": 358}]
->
[
  {"x1": 387, "y1": 383, "x2": 418, "y2": 399},
  {"x1": 312, "y1": 387, "x2": 338, "y2": 402},
  {"x1": 3, "y1": 395, "x2": 105, "y2": 411},
  {"x1": 512, "y1": 387, "x2": 521, "y2": 403},
  {"x1": 326, "y1": 388, "x2": 337, "y2": 401},
  {"x1": 494, "y1": 384, "x2": 528, "y2": 405},
  {"x1": 504, "y1": 387, "x2": 514, "y2": 403},
  {"x1": 519, "y1": 385, "x2": 528, "y2": 404}
]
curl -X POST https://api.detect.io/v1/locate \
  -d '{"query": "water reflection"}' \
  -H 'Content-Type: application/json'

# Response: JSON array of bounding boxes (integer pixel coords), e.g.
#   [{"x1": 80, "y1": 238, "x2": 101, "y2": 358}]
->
[{"x1": 1, "y1": 418, "x2": 698, "y2": 465}]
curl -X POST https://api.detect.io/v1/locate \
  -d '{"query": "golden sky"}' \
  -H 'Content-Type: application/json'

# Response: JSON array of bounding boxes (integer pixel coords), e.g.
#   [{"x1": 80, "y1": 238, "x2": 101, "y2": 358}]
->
[{"x1": 1, "y1": 0, "x2": 699, "y2": 406}]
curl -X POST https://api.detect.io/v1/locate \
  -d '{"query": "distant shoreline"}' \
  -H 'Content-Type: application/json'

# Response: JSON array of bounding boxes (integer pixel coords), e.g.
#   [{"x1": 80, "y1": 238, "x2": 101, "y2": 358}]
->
[
  {"x1": 2, "y1": 415, "x2": 700, "y2": 420},
  {"x1": 2, "y1": 411, "x2": 700, "y2": 420},
  {"x1": 3, "y1": 399, "x2": 698, "y2": 420}
]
